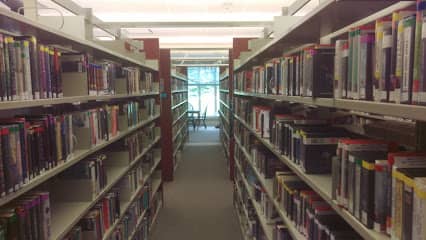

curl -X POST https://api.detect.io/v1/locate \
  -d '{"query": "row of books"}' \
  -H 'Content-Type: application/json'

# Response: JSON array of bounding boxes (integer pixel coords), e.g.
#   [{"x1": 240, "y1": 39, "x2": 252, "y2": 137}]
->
[
  {"x1": 235, "y1": 131, "x2": 364, "y2": 240},
  {"x1": 219, "y1": 77, "x2": 229, "y2": 91},
  {"x1": 171, "y1": 77, "x2": 187, "y2": 92},
  {"x1": 219, "y1": 92, "x2": 229, "y2": 106},
  {"x1": 274, "y1": 172, "x2": 362, "y2": 239},
  {"x1": 234, "y1": 99, "x2": 426, "y2": 238},
  {"x1": 234, "y1": 169, "x2": 269, "y2": 240},
  {"x1": 0, "y1": 34, "x2": 62, "y2": 100},
  {"x1": 331, "y1": 143, "x2": 426, "y2": 240},
  {"x1": 172, "y1": 104, "x2": 187, "y2": 123},
  {"x1": 121, "y1": 68, "x2": 157, "y2": 95},
  {"x1": 234, "y1": 45, "x2": 334, "y2": 98},
  {"x1": 0, "y1": 34, "x2": 158, "y2": 101},
  {"x1": 171, "y1": 92, "x2": 186, "y2": 107},
  {"x1": 0, "y1": 191, "x2": 50, "y2": 240},
  {"x1": 0, "y1": 114, "x2": 74, "y2": 196},
  {"x1": 58, "y1": 153, "x2": 108, "y2": 200},
  {"x1": 62, "y1": 152, "x2": 160, "y2": 239},
  {"x1": 107, "y1": 122, "x2": 159, "y2": 165},
  {"x1": 72, "y1": 105, "x2": 120, "y2": 149},
  {"x1": 233, "y1": 1, "x2": 426, "y2": 106}
]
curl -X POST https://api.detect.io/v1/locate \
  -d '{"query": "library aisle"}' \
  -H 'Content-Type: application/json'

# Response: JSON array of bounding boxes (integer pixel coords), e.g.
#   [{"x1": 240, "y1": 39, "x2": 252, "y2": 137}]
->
[{"x1": 151, "y1": 127, "x2": 243, "y2": 240}]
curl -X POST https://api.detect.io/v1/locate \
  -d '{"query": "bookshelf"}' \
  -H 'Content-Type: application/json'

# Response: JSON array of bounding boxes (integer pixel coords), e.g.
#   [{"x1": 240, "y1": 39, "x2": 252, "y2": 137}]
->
[
  {"x1": 0, "y1": 9, "x2": 165, "y2": 240},
  {"x1": 221, "y1": 1, "x2": 426, "y2": 240},
  {"x1": 171, "y1": 72, "x2": 188, "y2": 172}
]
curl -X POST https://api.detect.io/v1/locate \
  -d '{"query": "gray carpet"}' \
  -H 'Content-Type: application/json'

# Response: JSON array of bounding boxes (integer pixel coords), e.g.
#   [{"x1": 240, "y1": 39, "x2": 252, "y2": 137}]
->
[{"x1": 150, "y1": 128, "x2": 242, "y2": 240}]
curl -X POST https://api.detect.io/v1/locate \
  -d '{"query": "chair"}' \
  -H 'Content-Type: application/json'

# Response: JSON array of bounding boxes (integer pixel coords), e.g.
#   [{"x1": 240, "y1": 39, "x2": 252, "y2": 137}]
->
[
  {"x1": 187, "y1": 103, "x2": 197, "y2": 130},
  {"x1": 197, "y1": 106, "x2": 207, "y2": 129}
]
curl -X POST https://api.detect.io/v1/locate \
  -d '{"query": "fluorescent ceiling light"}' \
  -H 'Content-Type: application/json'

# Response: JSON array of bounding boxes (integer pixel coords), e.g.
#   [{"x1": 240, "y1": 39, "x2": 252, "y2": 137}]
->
[
  {"x1": 96, "y1": 36, "x2": 115, "y2": 41},
  {"x1": 71, "y1": 0, "x2": 298, "y2": 22},
  {"x1": 37, "y1": 0, "x2": 75, "y2": 16},
  {"x1": 293, "y1": 0, "x2": 319, "y2": 16},
  {"x1": 96, "y1": 12, "x2": 280, "y2": 22}
]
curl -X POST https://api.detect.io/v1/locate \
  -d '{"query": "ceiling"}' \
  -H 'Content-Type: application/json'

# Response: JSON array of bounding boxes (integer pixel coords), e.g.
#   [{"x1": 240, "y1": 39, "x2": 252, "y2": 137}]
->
[
  {"x1": 70, "y1": 0, "x2": 298, "y2": 22},
  {"x1": 35, "y1": 0, "x2": 319, "y2": 64}
]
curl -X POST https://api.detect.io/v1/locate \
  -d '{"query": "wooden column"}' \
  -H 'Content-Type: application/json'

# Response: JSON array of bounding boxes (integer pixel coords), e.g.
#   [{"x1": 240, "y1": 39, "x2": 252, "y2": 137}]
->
[{"x1": 160, "y1": 49, "x2": 174, "y2": 181}]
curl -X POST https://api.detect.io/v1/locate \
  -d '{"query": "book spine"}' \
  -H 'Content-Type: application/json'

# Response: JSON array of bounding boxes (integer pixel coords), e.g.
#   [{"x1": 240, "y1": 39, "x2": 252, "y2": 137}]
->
[
  {"x1": 401, "y1": 16, "x2": 416, "y2": 104},
  {"x1": 39, "y1": 45, "x2": 46, "y2": 99},
  {"x1": 21, "y1": 40, "x2": 32, "y2": 100},
  {"x1": 45, "y1": 48, "x2": 52, "y2": 98},
  {"x1": 14, "y1": 40, "x2": 23, "y2": 100},
  {"x1": 29, "y1": 37, "x2": 39, "y2": 100},
  {"x1": 358, "y1": 32, "x2": 375, "y2": 100},
  {"x1": 6, "y1": 37, "x2": 17, "y2": 100},
  {"x1": 374, "y1": 160, "x2": 388, "y2": 232}
]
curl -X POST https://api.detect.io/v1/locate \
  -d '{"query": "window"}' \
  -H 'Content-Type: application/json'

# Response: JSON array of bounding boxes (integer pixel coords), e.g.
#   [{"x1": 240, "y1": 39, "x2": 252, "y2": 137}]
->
[{"x1": 187, "y1": 67, "x2": 219, "y2": 117}]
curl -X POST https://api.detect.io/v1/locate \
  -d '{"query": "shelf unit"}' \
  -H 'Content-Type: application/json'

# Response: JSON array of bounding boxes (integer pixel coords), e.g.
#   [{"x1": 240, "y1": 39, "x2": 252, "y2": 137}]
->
[
  {"x1": 52, "y1": 137, "x2": 162, "y2": 239},
  {"x1": 234, "y1": 155, "x2": 273, "y2": 240},
  {"x1": 233, "y1": 0, "x2": 401, "y2": 72},
  {"x1": 218, "y1": 2, "x2": 426, "y2": 240},
  {"x1": 101, "y1": 155, "x2": 162, "y2": 240},
  {"x1": 171, "y1": 73, "x2": 188, "y2": 174},
  {"x1": 0, "y1": 9, "x2": 165, "y2": 240},
  {"x1": 233, "y1": 113, "x2": 388, "y2": 240}
]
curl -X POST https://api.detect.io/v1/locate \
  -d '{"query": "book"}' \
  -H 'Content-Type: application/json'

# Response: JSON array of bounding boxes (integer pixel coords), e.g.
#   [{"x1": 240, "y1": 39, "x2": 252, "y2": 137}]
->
[
  {"x1": 412, "y1": 177, "x2": 426, "y2": 240},
  {"x1": 334, "y1": 40, "x2": 348, "y2": 98},
  {"x1": 388, "y1": 152, "x2": 426, "y2": 237},
  {"x1": 374, "y1": 159, "x2": 389, "y2": 232},
  {"x1": 400, "y1": 15, "x2": 416, "y2": 104},
  {"x1": 413, "y1": 1, "x2": 426, "y2": 105},
  {"x1": 303, "y1": 45, "x2": 335, "y2": 98}
]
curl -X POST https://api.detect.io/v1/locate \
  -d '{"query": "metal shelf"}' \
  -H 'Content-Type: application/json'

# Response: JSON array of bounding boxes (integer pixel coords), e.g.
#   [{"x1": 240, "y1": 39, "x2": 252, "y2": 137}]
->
[
  {"x1": 234, "y1": 0, "x2": 401, "y2": 71},
  {"x1": 51, "y1": 137, "x2": 161, "y2": 239},
  {"x1": 320, "y1": 1, "x2": 415, "y2": 44},
  {"x1": 0, "y1": 9, "x2": 157, "y2": 71},
  {"x1": 220, "y1": 89, "x2": 230, "y2": 93},
  {"x1": 235, "y1": 159, "x2": 273, "y2": 240},
  {"x1": 219, "y1": 99, "x2": 230, "y2": 110},
  {"x1": 234, "y1": 137, "x2": 306, "y2": 240},
  {"x1": 233, "y1": 113, "x2": 389, "y2": 240},
  {"x1": 172, "y1": 110, "x2": 188, "y2": 126},
  {"x1": 220, "y1": 74, "x2": 229, "y2": 82},
  {"x1": 171, "y1": 100, "x2": 188, "y2": 110},
  {"x1": 0, "y1": 92, "x2": 159, "y2": 111},
  {"x1": 234, "y1": 91, "x2": 426, "y2": 122},
  {"x1": 102, "y1": 156, "x2": 162, "y2": 240},
  {"x1": 172, "y1": 74, "x2": 188, "y2": 82},
  {"x1": 128, "y1": 179, "x2": 163, "y2": 240},
  {"x1": 218, "y1": 109, "x2": 230, "y2": 127},
  {"x1": 0, "y1": 115, "x2": 161, "y2": 207},
  {"x1": 173, "y1": 122, "x2": 187, "y2": 142},
  {"x1": 172, "y1": 89, "x2": 188, "y2": 94}
]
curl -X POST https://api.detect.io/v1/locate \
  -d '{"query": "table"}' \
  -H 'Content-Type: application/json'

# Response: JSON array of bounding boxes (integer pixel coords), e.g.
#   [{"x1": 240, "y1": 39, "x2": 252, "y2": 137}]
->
[{"x1": 188, "y1": 110, "x2": 200, "y2": 130}]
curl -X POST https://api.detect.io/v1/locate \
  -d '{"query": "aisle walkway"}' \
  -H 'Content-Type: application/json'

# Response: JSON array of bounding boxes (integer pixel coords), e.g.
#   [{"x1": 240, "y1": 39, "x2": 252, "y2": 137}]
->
[{"x1": 151, "y1": 127, "x2": 243, "y2": 240}]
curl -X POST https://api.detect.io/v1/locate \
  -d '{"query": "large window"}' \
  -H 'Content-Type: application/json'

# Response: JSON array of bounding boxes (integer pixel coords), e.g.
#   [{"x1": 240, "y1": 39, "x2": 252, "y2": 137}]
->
[{"x1": 187, "y1": 67, "x2": 219, "y2": 117}]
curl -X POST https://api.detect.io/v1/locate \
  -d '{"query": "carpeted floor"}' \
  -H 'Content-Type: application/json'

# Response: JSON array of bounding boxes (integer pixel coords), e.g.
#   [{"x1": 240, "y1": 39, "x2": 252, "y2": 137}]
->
[{"x1": 150, "y1": 127, "x2": 242, "y2": 240}]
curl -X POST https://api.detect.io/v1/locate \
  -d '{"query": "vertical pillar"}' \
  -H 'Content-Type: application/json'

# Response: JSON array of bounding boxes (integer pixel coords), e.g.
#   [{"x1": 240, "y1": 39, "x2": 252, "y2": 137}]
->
[
  {"x1": 160, "y1": 49, "x2": 174, "y2": 181},
  {"x1": 82, "y1": 8, "x2": 94, "y2": 40},
  {"x1": 23, "y1": 0, "x2": 38, "y2": 20}
]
